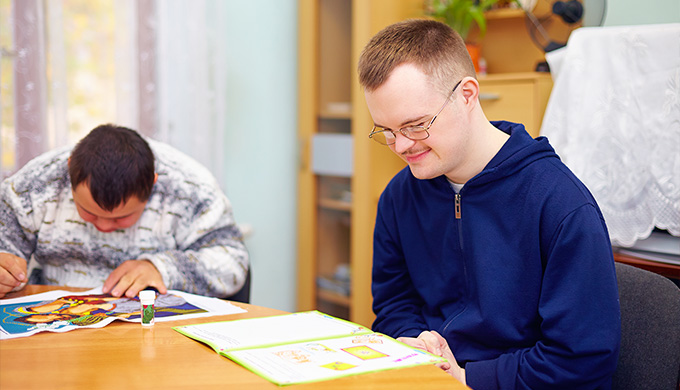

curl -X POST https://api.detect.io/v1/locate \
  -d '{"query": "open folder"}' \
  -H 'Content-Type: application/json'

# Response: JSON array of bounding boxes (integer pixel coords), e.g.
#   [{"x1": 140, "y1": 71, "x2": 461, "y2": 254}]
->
[{"x1": 173, "y1": 310, "x2": 446, "y2": 386}]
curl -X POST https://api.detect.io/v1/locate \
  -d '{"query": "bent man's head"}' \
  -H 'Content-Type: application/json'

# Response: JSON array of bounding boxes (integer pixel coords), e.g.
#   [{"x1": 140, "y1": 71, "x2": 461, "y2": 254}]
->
[{"x1": 69, "y1": 124, "x2": 156, "y2": 232}]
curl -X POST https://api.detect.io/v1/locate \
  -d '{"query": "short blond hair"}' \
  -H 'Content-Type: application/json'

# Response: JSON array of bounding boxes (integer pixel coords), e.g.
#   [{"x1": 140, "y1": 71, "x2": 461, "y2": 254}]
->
[{"x1": 358, "y1": 19, "x2": 475, "y2": 95}]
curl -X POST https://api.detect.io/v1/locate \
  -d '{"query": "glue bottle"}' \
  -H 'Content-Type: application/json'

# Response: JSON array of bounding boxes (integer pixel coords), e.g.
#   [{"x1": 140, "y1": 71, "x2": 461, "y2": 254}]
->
[{"x1": 139, "y1": 290, "x2": 156, "y2": 327}]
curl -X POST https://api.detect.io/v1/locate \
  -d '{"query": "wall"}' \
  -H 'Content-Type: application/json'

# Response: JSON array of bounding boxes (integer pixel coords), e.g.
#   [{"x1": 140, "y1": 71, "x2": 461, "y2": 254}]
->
[
  {"x1": 603, "y1": 0, "x2": 680, "y2": 26},
  {"x1": 221, "y1": 1, "x2": 298, "y2": 311}
]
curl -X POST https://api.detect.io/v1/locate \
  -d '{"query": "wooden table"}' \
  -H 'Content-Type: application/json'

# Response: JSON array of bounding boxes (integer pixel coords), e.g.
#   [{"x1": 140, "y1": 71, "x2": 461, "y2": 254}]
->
[{"x1": 0, "y1": 286, "x2": 466, "y2": 390}]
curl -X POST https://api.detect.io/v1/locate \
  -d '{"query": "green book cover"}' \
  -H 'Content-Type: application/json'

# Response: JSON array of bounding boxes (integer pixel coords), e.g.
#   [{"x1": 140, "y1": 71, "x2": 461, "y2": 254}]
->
[{"x1": 173, "y1": 310, "x2": 447, "y2": 386}]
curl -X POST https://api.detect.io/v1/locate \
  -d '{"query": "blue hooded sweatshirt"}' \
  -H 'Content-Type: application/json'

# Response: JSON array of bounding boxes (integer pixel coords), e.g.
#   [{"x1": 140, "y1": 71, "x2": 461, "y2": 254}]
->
[{"x1": 372, "y1": 121, "x2": 620, "y2": 390}]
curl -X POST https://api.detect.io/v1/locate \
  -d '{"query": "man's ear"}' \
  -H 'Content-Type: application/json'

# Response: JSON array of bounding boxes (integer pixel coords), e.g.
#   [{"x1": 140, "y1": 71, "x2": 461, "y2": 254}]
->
[
  {"x1": 153, "y1": 172, "x2": 158, "y2": 184},
  {"x1": 459, "y1": 77, "x2": 480, "y2": 108}
]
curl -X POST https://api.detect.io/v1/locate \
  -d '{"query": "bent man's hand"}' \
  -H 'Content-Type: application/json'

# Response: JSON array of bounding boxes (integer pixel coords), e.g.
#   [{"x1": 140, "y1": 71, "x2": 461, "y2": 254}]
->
[
  {"x1": 0, "y1": 253, "x2": 28, "y2": 298},
  {"x1": 398, "y1": 331, "x2": 466, "y2": 385},
  {"x1": 103, "y1": 259, "x2": 167, "y2": 298}
]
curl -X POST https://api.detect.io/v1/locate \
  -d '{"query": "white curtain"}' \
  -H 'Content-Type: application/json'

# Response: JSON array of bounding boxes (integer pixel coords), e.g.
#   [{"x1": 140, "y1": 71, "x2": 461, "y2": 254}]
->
[
  {"x1": 8, "y1": 0, "x2": 140, "y2": 167},
  {"x1": 541, "y1": 24, "x2": 680, "y2": 247},
  {"x1": 45, "y1": 0, "x2": 141, "y2": 150},
  {"x1": 154, "y1": 0, "x2": 228, "y2": 183},
  {"x1": 8, "y1": 0, "x2": 48, "y2": 174},
  {"x1": 6, "y1": 0, "x2": 228, "y2": 187},
  {"x1": 113, "y1": 0, "x2": 140, "y2": 132}
]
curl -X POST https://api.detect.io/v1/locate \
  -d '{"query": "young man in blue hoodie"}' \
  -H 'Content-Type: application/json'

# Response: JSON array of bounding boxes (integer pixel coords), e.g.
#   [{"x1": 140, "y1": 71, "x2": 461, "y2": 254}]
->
[{"x1": 358, "y1": 19, "x2": 620, "y2": 389}]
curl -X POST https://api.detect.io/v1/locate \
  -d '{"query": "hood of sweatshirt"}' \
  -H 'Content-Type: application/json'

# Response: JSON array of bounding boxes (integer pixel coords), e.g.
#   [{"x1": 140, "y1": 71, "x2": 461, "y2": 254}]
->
[{"x1": 430, "y1": 121, "x2": 561, "y2": 191}]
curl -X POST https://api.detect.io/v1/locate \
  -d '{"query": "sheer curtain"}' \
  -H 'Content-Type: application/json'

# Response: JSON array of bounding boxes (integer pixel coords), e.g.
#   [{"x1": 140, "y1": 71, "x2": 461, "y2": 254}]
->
[
  {"x1": 154, "y1": 0, "x2": 228, "y2": 182},
  {"x1": 8, "y1": 0, "x2": 48, "y2": 173},
  {"x1": 6, "y1": 0, "x2": 228, "y2": 187},
  {"x1": 6, "y1": 0, "x2": 138, "y2": 173},
  {"x1": 541, "y1": 24, "x2": 680, "y2": 247}
]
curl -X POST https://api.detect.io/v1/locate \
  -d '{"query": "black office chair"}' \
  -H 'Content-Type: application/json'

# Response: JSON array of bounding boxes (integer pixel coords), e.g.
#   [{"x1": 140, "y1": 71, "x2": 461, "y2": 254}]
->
[
  {"x1": 613, "y1": 262, "x2": 680, "y2": 390},
  {"x1": 225, "y1": 268, "x2": 251, "y2": 304}
]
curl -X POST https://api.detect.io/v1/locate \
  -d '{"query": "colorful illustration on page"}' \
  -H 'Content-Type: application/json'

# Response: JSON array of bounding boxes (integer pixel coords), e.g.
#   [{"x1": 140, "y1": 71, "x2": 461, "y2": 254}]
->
[
  {"x1": 274, "y1": 349, "x2": 313, "y2": 364},
  {"x1": 0, "y1": 293, "x2": 205, "y2": 335},
  {"x1": 341, "y1": 345, "x2": 388, "y2": 360},
  {"x1": 321, "y1": 361, "x2": 356, "y2": 371},
  {"x1": 351, "y1": 334, "x2": 385, "y2": 344},
  {"x1": 303, "y1": 342, "x2": 335, "y2": 354}
]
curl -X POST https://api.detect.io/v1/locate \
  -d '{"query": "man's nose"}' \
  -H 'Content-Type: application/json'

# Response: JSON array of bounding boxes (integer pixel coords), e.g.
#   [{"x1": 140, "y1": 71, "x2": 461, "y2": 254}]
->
[
  {"x1": 392, "y1": 132, "x2": 416, "y2": 153},
  {"x1": 94, "y1": 218, "x2": 115, "y2": 231}
]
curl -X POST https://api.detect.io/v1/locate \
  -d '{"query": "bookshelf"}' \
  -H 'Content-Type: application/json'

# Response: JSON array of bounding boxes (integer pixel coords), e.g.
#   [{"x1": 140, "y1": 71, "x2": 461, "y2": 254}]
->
[{"x1": 297, "y1": 0, "x2": 421, "y2": 327}]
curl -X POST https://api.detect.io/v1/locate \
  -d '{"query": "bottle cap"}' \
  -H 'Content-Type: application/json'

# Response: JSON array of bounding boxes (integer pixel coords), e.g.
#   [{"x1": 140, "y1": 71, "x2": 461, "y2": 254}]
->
[{"x1": 139, "y1": 290, "x2": 156, "y2": 303}]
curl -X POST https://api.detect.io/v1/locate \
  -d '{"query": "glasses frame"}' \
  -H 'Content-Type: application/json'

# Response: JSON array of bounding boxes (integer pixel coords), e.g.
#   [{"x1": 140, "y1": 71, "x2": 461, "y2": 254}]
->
[{"x1": 368, "y1": 80, "x2": 462, "y2": 146}]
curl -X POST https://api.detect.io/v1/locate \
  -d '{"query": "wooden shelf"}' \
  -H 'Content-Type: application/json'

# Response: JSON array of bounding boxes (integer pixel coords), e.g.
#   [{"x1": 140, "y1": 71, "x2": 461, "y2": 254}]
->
[
  {"x1": 317, "y1": 288, "x2": 351, "y2": 307},
  {"x1": 485, "y1": 7, "x2": 525, "y2": 20},
  {"x1": 474, "y1": 8, "x2": 551, "y2": 73},
  {"x1": 479, "y1": 71, "x2": 548, "y2": 81},
  {"x1": 319, "y1": 110, "x2": 352, "y2": 120},
  {"x1": 319, "y1": 198, "x2": 352, "y2": 212}
]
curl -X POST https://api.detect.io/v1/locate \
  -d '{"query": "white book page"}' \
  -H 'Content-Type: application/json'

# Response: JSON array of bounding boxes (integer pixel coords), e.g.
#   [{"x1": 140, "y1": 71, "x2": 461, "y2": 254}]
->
[{"x1": 175, "y1": 311, "x2": 368, "y2": 352}]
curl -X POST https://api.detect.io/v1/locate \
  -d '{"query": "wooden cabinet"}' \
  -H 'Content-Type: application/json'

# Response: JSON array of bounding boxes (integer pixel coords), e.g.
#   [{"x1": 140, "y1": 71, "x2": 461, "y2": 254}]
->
[
  {"x1": 297, "y1": 0, "x2": 420, "y2": 327},
  {"x1": 478, "y1": 72, "x2": 553, "y2": 138},
  {"x1": 474, "y1": 7, "x2": 554, "y2": 138}
]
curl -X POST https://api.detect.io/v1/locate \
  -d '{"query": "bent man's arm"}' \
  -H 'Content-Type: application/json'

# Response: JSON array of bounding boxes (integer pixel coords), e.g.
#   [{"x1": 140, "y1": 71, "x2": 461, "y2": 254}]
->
[
  {"x1": 137, "y1": 194, "x2": 249, "y2": 298},
  {"x1": 0, "y1": 179, "x2": 38, "y2": 297}
]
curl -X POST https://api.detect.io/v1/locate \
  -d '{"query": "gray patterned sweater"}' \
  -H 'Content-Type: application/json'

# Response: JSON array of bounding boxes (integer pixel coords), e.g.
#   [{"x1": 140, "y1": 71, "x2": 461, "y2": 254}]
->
[{"x1": 0, "y1": 138, "x2": 249, "y2": 297}]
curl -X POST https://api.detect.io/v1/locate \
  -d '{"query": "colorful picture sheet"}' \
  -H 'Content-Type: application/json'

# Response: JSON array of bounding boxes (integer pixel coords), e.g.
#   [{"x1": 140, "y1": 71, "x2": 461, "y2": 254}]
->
[{"x1": 0, "y1": 288, "x2": 245, "y2": 339}]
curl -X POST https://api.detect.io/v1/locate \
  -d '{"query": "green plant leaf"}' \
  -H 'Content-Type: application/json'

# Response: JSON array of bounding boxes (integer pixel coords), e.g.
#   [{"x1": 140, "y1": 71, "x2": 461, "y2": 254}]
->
[{"x1": 424, "y1": 0, "x2": 500, "y2": 41}]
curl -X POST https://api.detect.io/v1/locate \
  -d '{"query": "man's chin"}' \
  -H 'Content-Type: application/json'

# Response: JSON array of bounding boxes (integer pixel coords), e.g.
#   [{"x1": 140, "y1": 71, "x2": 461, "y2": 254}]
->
[
  {"x1": 408, "y1": 165, "x2": 438, "y2": 180},
  {"x1": 94, "y1": 227, "x2": 117, "y2": 233}
]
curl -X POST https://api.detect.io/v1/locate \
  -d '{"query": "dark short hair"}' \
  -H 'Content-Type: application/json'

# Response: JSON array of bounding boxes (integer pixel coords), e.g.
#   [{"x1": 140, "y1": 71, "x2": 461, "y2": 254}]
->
[
  {"x1": 69, "y1": 124, "x2": 155, "y2": 211},
  {"x1": 358, "y1": 19, "x2": 475, "y2": 95}
]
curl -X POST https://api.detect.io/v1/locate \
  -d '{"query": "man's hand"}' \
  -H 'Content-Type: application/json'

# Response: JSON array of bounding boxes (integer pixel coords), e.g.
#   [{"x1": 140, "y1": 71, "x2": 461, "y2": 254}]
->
[
  {"x1": 102, "y1": 259, "x2": 167, "y2": 298},
  {"x1": 0, "y1": 253, "x2": 28, "y2": 298},
  {"x1": 398, "y1": 330, "x2": 466, "y2": 385}
]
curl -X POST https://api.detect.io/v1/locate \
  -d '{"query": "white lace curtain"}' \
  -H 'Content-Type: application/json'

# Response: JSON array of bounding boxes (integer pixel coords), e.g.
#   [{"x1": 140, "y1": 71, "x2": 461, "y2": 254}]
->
[
  {"x1": 6, "y1": 0, "x2": 228, "y2": 184},
  {"x1": 541, "y1": 24, "x2": 680, "y2": 247}
]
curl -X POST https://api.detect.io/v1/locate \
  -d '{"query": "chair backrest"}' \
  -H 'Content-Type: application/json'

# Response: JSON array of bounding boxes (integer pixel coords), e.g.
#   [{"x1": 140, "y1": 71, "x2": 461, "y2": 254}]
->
[
  {"x1": 613, "y1": 262, "x2": 680, "y2": 390},
  {"x1": 226, "y1": 268, "x2": 251, "y2": 304}
]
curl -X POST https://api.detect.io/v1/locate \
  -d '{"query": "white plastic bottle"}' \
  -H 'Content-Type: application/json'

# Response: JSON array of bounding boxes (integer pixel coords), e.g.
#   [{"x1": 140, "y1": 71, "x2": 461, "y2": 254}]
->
[{"x1": 139, "y1": 290, "x2": 156, "y2": 327}]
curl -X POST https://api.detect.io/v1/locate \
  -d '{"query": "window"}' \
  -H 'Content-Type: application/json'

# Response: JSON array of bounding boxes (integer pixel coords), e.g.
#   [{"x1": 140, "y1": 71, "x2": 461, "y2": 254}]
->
[{"x1": 0, "y1": 0, "x2": 139, "y2": 177}]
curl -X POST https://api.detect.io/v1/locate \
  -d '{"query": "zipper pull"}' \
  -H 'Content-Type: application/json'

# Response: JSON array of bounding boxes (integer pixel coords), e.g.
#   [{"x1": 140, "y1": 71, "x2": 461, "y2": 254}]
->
[{"x1": 455, "y1": 193, "x2": 461, "y2": 219}]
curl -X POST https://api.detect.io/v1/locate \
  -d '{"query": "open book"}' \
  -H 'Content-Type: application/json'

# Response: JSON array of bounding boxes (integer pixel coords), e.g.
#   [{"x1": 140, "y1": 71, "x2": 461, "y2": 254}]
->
[{"x1": 173, "y1": 310, "x2": 447, "y2": 386}]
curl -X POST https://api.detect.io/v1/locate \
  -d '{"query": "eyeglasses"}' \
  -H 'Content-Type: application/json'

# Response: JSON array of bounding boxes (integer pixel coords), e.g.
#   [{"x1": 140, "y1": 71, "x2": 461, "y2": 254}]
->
[{"x1": 368, "y1": 80, "x2": 462, "y2": 146}]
